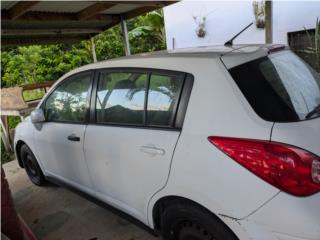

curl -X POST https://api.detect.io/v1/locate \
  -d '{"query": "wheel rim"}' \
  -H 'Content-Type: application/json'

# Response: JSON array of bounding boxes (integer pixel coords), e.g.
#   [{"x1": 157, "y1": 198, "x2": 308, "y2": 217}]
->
[
  {"x1": 24, "y1": 154, "x2": 39, "y2": 179},
  {"x1": 178, "y1": 221, "x2": 213, "y2": 240}
]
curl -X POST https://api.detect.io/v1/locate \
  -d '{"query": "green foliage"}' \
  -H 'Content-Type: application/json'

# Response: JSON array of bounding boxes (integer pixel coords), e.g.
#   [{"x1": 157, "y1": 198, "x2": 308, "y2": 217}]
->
[
  {"x1": 9, "y1": 116, "x2": 21, "y2": 129},
  {"x1": 1, "y1": 116, "x2": 20, "y2": 164},
  {"x1": 94, "y1": 26, "x2": 126, "y2": 61},
  {"x1": 23, "y1": 89, "x2": 46, "y2": 101},
  {"x1": 128, "y1": 10, "x2": 166, "y2": 53},
  {"x1": 1, "y1": 10, "x2": 166, "y2": 88},
  {"x1": 1, "y1": 141, "x2": 14, "y2": 164},
  {"x1": 1, "y1": 43, "x2": 93, "y2": 88}
]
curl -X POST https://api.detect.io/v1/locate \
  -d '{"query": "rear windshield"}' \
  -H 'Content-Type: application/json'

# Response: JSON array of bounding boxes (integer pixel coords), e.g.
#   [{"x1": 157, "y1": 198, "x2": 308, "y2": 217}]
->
[{"x1": 229, "y1": 50, "x2": 320, "y2": 122}]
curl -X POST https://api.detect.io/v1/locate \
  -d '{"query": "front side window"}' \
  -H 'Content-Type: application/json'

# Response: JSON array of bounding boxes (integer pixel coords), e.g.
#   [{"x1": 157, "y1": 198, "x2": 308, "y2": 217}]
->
[{"x1": 44, "y1": 72, "x2": 92, "y2": 123}]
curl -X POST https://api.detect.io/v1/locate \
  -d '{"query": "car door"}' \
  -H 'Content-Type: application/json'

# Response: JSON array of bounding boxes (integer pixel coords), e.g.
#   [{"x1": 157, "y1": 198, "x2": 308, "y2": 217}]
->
[
  {"x1": 34, "y1": 71, "x2": 94, "y2": 192},
  {"x1": 84, "y1": 69, "x2": 189, "y2": 221}
]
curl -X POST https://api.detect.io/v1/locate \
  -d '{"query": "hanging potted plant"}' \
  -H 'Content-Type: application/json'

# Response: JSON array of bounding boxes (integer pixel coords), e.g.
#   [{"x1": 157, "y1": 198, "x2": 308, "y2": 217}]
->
[
  {"x1": 193, "y1": 16, "x2": 207, "y2": 38},
  {"x1": 253, "y1": 1, "x2": 266, "y2": 29}
]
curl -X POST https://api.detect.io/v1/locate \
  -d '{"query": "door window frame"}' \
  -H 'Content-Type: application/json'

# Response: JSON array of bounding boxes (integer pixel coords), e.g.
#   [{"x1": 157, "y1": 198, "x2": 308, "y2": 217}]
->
[
  {"x1": 40, "y1": 70, "x2": 95, "y2": 125},
  {"x1": 89, "y1": 67, "x2": 194, "y2": 130}
]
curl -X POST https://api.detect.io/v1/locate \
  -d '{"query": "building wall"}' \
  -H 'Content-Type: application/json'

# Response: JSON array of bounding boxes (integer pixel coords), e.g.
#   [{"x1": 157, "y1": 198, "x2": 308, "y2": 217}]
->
[{"x1": 163, "y1": 1, "x2": 320, "y2": 49}]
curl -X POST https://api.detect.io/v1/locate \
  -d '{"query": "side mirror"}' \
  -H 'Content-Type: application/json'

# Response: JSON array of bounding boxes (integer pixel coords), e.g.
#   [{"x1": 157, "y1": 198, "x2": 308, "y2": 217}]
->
[{"x1": 31, "y1": 109, "x2": 45, "y2": 123}]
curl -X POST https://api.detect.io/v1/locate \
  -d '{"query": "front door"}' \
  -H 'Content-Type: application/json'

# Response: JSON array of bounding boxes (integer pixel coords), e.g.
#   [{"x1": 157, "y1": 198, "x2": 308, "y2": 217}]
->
[
  {"x1": 84, "y1": 69, "x2": 185, "y2": 221},
  {"x1": 34, "y1": 71, "x2": 94, "y2": 191}
]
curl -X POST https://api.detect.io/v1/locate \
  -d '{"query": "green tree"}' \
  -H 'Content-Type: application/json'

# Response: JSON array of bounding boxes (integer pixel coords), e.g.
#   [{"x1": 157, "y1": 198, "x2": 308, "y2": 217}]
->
[{"x1": 129, "y1": 10, "x2": 166, "y2": 53}]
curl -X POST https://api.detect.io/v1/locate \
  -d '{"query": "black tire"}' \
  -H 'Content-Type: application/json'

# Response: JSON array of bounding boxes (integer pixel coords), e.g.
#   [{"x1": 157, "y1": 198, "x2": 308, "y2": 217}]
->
[
  {"x1": 20, "y1": 144, "x2": 46, "y2": 186},
  {"x1": 160, "y1": 201, "x2": 238, "y2": 240}
]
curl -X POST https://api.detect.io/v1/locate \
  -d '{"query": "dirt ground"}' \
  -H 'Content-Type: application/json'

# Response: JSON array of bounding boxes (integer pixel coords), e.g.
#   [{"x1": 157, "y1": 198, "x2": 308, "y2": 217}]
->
[{"x1": 3, "y1": 160, "x2": 158, "y2": 240}]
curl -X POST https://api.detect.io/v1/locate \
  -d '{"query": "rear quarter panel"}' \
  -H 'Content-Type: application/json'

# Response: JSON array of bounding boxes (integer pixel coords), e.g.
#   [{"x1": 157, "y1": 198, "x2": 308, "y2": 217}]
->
[
  {"x1": 272, "y1": 117, "x2": 320, "y2": 156},
  {"x1": 148, "y1": 57, "x2": 280, "y2": 226}
]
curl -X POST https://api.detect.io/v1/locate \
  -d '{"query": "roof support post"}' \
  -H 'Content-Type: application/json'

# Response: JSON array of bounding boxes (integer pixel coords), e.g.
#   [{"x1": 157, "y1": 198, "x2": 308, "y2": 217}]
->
[
  {"x1": 91, "y1": 38, "x2": 97, "y2": 63},
  {"x1": 120, "y1": 16, "x2": 131, "y2": 56},
  {"x1": 1, "y1": 116, "x2": 12, "y2": 152},
  {"x1": 265, "y1": 0, "x2": 273, "y2": 44}
]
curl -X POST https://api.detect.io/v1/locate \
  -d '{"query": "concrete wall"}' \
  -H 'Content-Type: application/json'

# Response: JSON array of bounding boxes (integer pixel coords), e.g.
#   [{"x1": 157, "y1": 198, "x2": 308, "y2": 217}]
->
[{"x1": 164, "y1": 1, "x2": 320, "y2": 49}]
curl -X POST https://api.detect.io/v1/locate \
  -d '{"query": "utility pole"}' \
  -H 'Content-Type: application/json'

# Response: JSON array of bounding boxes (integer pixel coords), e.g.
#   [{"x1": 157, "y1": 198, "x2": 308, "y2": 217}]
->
[{"x1": 265, "y1": 0, "x2": 273, "y2": 44}]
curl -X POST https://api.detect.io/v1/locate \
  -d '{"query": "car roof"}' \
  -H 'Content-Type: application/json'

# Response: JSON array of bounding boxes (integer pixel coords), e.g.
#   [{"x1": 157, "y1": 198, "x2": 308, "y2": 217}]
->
[
  {"x1": 64, "y1": 44, "x2": 284, "y2": 77},
  {"x1": 110, "y1": 44, "x2": 272, "y2": 59}
]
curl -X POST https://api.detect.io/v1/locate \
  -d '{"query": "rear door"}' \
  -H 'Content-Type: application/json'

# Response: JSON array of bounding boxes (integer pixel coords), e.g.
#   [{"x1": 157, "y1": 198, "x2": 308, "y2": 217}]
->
[{"x1": 84, "y1": 69, "x2": 190, "y2": 221}]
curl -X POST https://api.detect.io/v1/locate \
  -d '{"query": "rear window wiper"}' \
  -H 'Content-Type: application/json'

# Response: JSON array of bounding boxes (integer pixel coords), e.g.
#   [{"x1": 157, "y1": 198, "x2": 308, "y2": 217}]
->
[{"x1": 305, "y1": 104, "x2": 320, "y2": 119}]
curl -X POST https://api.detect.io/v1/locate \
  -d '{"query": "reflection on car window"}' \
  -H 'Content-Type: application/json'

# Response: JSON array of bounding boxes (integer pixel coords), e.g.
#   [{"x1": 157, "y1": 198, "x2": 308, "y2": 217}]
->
[
  {"x1": 45, "y1": 72, "x2": 92, "y2": 123},
  {"x1": 229, "y1": 50, "x2": 320, "y2": 122},
  {"x1": 265, "y1": 51, "x2": 320, "y2": 117},
  {"x1": 96, "y1": 71, "x2": 185, "y2": 127},
  {"x1": 147, "y1": 74, "x2": 183, "y2": 126},
  {"x1": 96, "y1": 72, "x2": 147, "y2": 125}
]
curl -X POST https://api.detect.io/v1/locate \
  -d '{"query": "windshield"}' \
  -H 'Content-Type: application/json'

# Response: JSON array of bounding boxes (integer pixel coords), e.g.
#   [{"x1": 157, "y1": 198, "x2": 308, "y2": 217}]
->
[{"x1": 229, "y1": 50, "x2": 320, "y2": 122}]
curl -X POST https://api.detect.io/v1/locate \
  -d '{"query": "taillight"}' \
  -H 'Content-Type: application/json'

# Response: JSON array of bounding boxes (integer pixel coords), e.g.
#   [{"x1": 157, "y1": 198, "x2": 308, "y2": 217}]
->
[{"x1": 208, "y1": 136, "x2": 320, "y2": 197}]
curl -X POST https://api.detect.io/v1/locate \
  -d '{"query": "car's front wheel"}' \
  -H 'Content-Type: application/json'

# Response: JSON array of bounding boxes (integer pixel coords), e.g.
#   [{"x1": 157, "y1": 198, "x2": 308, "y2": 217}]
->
[
  {"x1": 160, "y1": 201, "x2": 238, "y2": 240},
  {"x1": 20, "y1": 144, "x2": 46, "y2": 186}
]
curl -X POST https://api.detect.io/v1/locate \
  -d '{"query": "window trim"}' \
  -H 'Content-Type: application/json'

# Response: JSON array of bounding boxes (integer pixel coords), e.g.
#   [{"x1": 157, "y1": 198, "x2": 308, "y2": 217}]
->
[
  {"x1": 89, "y1": 67, "x2": 194, "y2": 130},
  {"x1": 41, "y1": 70, "x2": 95, "y2": 125}
]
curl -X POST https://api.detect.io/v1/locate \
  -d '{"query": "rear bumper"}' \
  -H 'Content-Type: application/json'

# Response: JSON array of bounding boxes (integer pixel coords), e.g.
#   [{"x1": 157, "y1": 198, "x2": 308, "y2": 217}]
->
[{"x1": 236, "y1": 192, "x2": 320, "y2": 240}]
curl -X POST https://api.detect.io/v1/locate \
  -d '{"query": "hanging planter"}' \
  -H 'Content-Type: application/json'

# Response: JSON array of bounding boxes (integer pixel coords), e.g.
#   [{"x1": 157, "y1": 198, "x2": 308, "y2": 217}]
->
[
  {"x1": 253, "y1": 1, "x2": 266, "y2": 29},
  {"x1": 193, "y1": 16, "x2": 207, "y2": 38}
]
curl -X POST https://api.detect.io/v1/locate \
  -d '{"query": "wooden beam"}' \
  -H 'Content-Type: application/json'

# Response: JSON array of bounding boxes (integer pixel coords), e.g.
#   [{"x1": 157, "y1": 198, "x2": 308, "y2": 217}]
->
[
  {"x1": 2, "y1": 28, "x2": 102, "y2": 36},
  {"x1": 8, "y1": 1, "x2": 39, "y2": 19},
  {"x1": 1, "y1": 36, "x2": 88, "y2": 46},
  {"x1": 21, "y1": 81, "x2": 55, "y2": 91},
  {"x1": 77, "y1": 3, "x2": 116, "y2": 20},
  {"x1": 104, "y1": 1, "x2": 167, "y2": 6},
  {"x1": 123, "y1": 6, "x2": 160, "y2": 20},
  {"x1": 2, "y1": 11, "x2": 119, "y2": 22}
]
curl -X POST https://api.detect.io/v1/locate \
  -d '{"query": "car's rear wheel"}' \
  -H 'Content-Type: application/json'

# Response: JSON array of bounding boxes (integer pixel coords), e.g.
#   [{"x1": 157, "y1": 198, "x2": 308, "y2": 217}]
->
[
  {"x1": 160, "y1": 201, "x2": 238, "y2": 240},
  {"x1": 20, "y1": 144, "x2": 46, "y2": 186}
]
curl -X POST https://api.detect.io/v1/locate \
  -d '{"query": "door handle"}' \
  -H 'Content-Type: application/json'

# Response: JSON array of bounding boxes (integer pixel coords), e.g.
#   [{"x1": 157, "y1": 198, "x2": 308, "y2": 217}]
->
[
  {"x1": 67, "y1": 134, "x2": 80, "y2": 142},
  {"x1": 140, "y1": 145, "x2": 165, "y2": 156}
]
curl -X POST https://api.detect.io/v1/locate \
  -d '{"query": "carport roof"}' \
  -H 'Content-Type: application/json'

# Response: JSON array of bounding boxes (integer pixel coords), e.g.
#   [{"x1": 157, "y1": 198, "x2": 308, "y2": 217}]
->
[{"x1": 1, "y1": 1, "x2": 176, "y2": 46}]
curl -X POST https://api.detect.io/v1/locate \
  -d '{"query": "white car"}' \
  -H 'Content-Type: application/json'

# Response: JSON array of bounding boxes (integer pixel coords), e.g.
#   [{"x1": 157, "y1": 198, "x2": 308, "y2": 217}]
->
[{"x1": 14, "y1": 44, "x2": 320, "y2": 240}]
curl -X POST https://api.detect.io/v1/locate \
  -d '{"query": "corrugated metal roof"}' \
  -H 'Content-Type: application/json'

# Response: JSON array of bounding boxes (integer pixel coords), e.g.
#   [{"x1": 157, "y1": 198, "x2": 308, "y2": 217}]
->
[
  {"x1": 31, "y1": 1, "x2": 94, "y2": 13},
  {"x1": 0, "y1": 1, "x2": 18, "y2": 10},
  {"x1": 1, "y1": 1, "x2": 176, "y2": 46}
]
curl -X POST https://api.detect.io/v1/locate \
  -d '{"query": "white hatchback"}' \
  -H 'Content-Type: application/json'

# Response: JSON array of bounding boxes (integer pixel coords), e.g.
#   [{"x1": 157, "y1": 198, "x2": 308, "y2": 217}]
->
[{"x1": 15, "y1": 45, "x2": 320, "y2": 240}]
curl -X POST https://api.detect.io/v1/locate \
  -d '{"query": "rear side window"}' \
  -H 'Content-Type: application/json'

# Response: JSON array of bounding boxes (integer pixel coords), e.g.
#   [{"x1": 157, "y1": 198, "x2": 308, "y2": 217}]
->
[
  {"x1": 96, "y1": 72, "x2": 147, "y2": 125},
  {"x1": 147, "y1": 74, "x2": 184, "y2": 126},
  {"x1": 95, "y1": 70, "x2": 185, "y2": 128},
  {"x1": 229, "y1": 50, "x2": 320, "y2": 122}
]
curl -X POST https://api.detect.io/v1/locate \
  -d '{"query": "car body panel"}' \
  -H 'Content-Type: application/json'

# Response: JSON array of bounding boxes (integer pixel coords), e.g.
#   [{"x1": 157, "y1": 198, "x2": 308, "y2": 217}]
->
[
  {"x1": 33, "y1": 122, "x2": 93, "y2": 189},
  {"x1": 84, "y1": 125, "x2": 180, "y2": 223},
  {"x1": 272, "y1": 117, "x2": 320, "y2": 156},
  {"x1": 243, "y1": 192, "x2": 320, "y2": 240},
  {"x1": 147, "y1": 57, "x2": 279, "y2": 223},
  {"x1": 14, "y1": 45, "x2": 319, "y2": 240}
]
